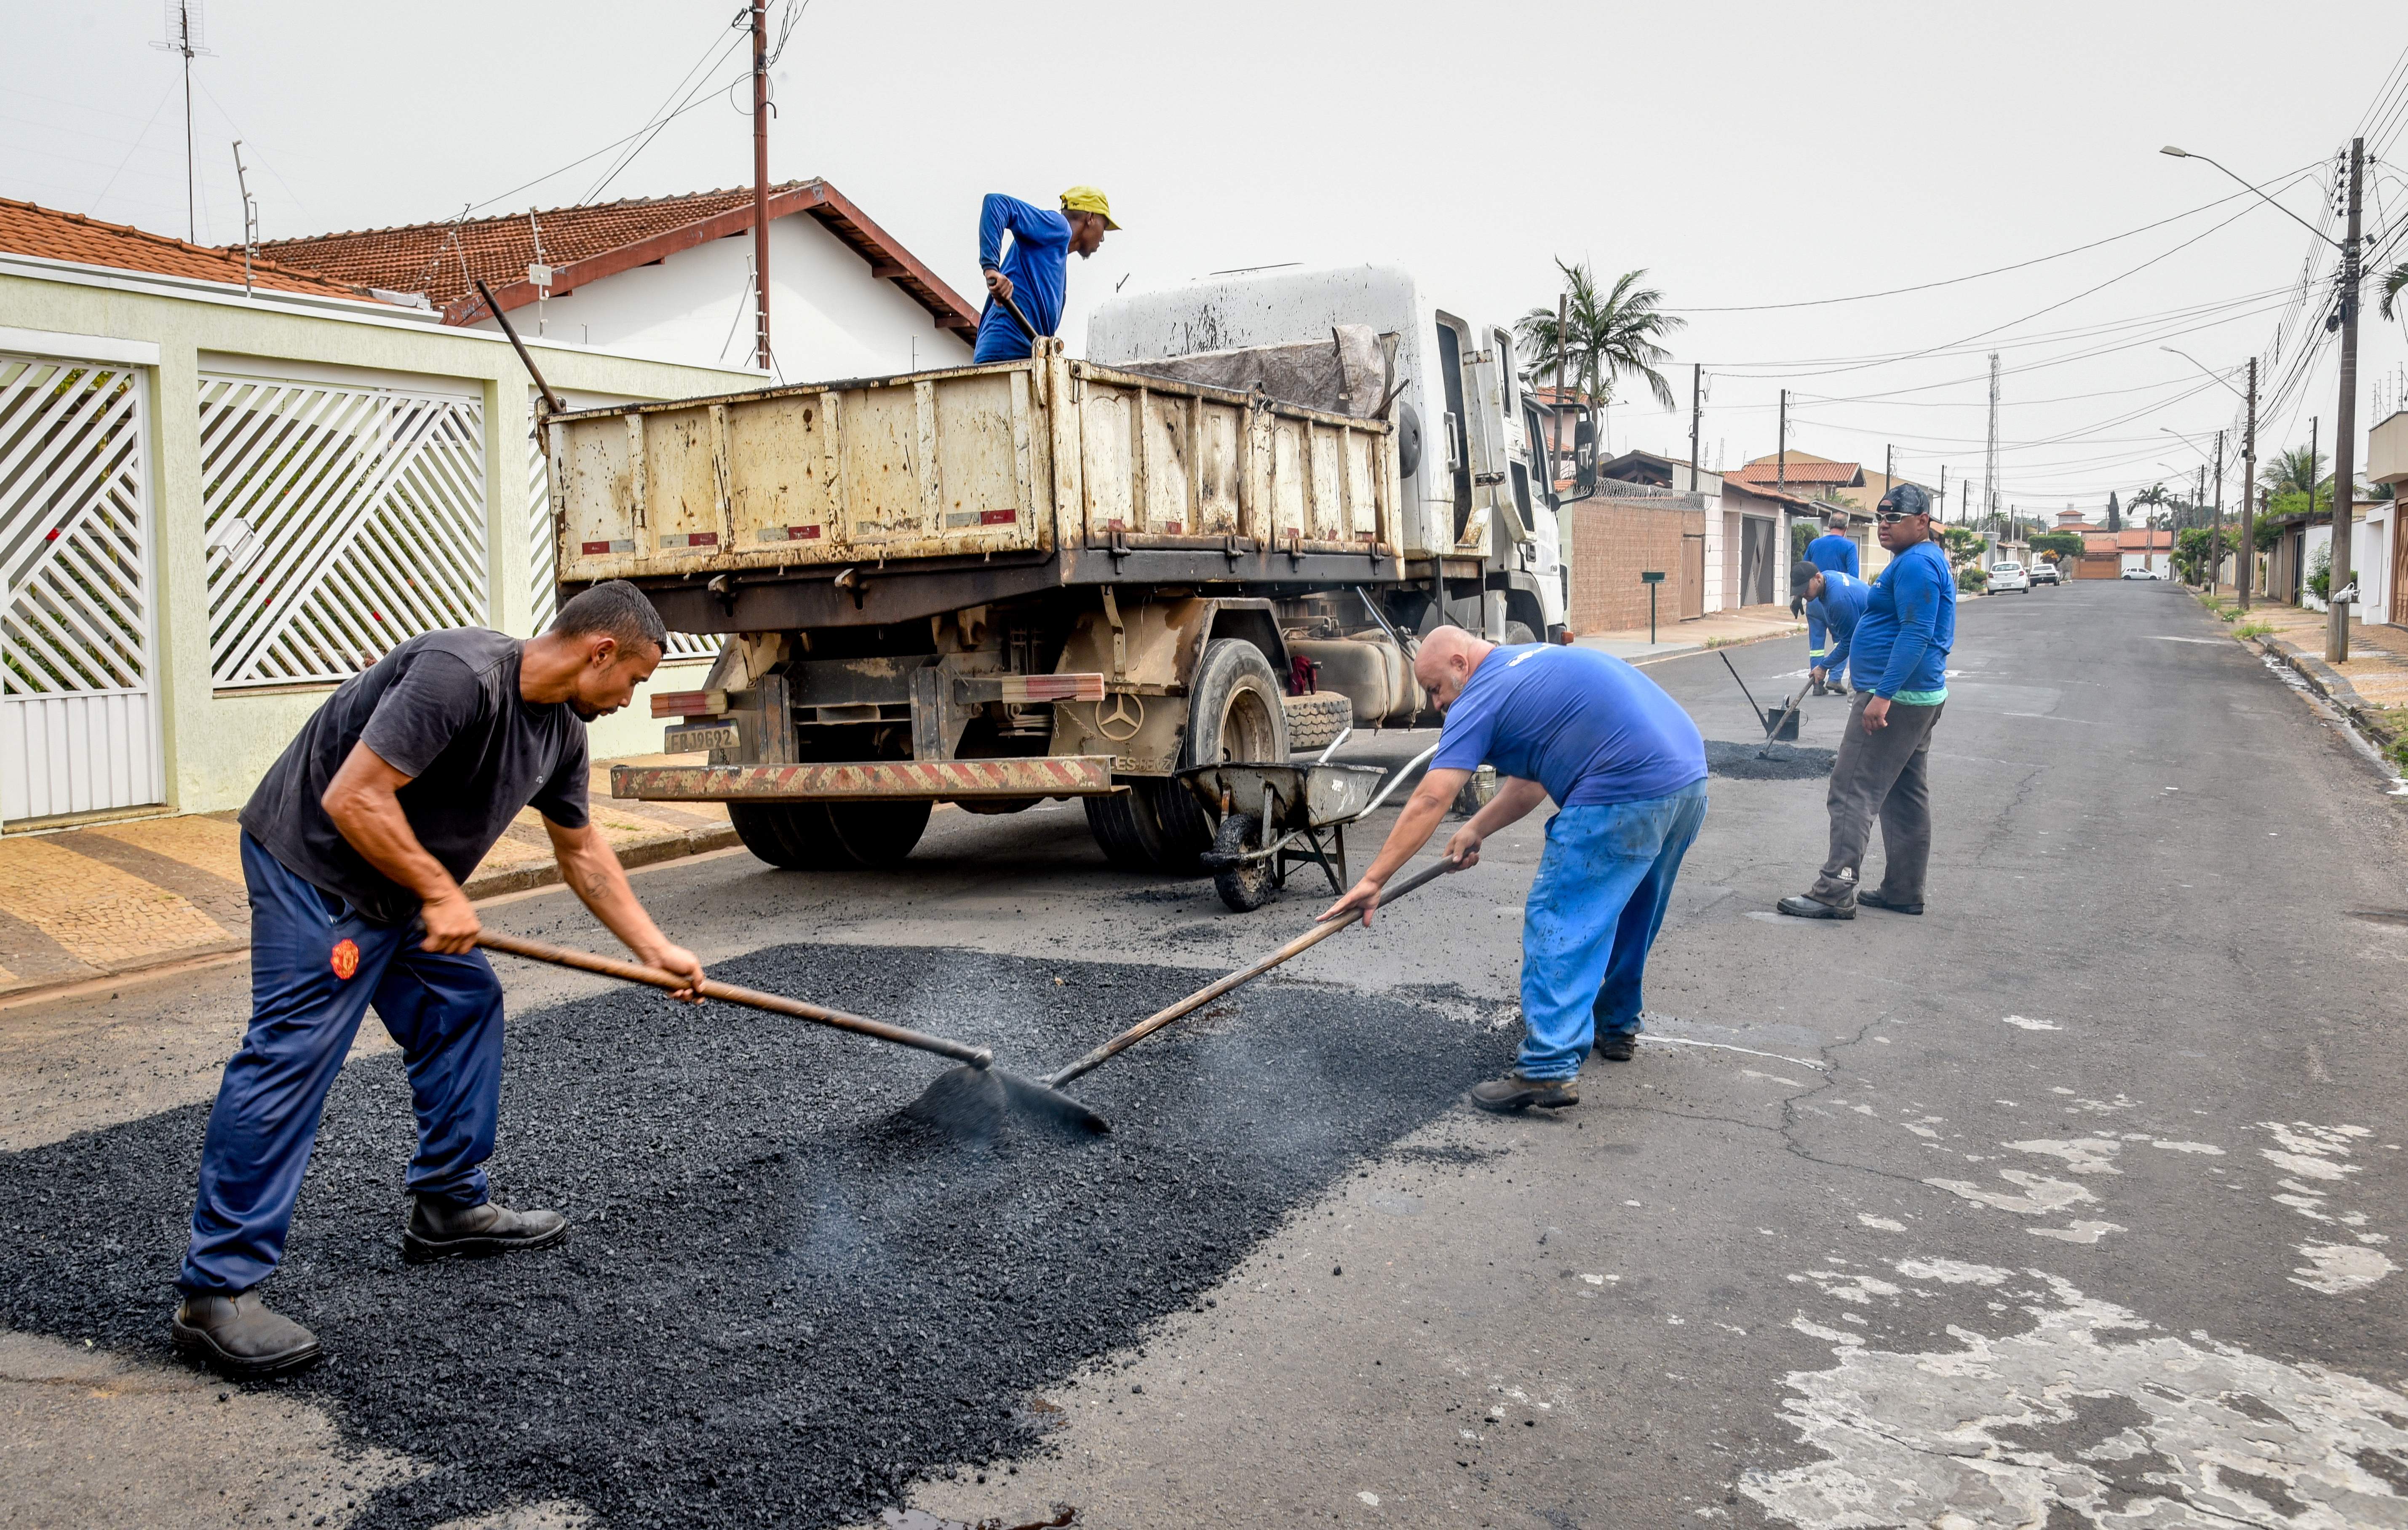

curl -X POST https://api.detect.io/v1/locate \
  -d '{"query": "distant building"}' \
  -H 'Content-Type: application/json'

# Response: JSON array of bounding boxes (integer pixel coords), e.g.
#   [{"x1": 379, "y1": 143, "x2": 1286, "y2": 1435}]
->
[{"x1": 254, "y1": 180, "x2": 978, "y2": 380}]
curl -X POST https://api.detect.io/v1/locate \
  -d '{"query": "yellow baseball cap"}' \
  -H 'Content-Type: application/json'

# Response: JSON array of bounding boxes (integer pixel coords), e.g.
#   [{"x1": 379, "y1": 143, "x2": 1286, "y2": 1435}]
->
[{"x1": 1059, "y1": 186, "x2": 1120, "y2": 230}]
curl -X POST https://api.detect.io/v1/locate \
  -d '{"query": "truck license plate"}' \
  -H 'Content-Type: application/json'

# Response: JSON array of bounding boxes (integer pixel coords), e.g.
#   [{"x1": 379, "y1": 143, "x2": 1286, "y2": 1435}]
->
[{"x1": 662, "y1": 723, "x2": 740, "y2": 754}]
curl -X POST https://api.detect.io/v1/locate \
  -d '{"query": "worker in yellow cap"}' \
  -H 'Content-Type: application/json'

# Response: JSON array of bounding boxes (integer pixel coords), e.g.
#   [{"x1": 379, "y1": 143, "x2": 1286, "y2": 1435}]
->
[{"x1": 972, "y1": 186, "x2": 1118, "y2": 363}]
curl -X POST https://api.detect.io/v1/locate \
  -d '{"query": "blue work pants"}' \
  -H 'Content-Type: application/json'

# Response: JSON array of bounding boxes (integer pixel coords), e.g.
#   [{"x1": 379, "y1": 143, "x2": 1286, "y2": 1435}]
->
[
  {"x1": 1516, "y1": 783, "x2": 1708, "y2": 1080},
  {"x1": 1807, "y1": 610, "x2": 1829, "y2": 668},
  {"x1": 180, "y1": 835, "x2": 505, "y2": 1295}
]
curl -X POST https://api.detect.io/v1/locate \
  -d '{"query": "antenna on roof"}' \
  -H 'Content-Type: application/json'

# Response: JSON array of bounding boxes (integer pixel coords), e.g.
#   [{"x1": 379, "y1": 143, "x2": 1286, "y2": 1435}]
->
[
  {"x1": 151, "y1": 1, "x2": 214, "y2": 243},
  {"x1": 231, "y1": 140, "x2": 257, "y2": 296}
]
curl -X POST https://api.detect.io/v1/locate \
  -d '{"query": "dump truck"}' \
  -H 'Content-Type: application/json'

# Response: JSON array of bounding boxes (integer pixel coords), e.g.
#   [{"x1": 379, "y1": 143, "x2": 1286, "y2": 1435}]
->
[{"x1": 545, "y1": 263, "x2": 1598, "y2": 874}]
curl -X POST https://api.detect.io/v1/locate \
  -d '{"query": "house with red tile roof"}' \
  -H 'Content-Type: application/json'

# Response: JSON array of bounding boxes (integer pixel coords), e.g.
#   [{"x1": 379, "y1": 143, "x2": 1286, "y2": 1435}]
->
[
  {"x1": 254, "y1": 180, "x2": 977, "y2": 379},
  {"x1": 0, "y1": 196, "x2": 392, "y2": 305}
]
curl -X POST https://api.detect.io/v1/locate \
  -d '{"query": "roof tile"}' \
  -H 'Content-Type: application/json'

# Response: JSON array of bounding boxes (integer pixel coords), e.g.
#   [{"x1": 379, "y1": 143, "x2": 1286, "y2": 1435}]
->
[{"x1": 0, "y1": 196, "x2": 378, "y2": 301}]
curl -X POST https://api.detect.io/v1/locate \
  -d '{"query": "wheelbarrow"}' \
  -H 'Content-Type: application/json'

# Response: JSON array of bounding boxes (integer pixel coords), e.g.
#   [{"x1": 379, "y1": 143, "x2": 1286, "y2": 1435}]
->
[{"x1": 1178, "y1": 733, "x2": 1440, "y2": 912}]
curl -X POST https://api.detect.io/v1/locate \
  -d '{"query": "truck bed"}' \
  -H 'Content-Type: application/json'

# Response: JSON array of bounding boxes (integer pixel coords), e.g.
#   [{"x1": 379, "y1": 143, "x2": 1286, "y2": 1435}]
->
[{"x1": 547, "y1": 344, "x2": 1401, "y2": 597}]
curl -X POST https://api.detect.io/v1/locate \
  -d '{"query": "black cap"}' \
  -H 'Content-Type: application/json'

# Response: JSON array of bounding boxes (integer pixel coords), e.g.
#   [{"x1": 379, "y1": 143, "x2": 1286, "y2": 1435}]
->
[{"x1": 1878, "y1": 482, "x2": 1931, "y2": 518}]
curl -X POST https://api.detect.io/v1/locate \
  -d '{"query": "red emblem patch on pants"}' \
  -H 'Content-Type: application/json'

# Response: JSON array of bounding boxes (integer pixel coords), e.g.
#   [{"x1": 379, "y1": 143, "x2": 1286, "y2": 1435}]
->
[{"x1": 330, "y1": 939, "x2": 360, "y2": 980}]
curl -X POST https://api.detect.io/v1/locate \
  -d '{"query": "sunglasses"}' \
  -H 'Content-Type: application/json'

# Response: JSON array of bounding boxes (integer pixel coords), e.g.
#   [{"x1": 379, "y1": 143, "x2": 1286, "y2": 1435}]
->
[{"x1": 1876, "y1": 509, "x2": 1928, "y2": 524}]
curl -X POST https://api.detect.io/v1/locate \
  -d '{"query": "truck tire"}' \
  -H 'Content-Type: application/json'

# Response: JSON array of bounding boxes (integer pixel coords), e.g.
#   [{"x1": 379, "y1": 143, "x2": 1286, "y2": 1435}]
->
[
  {"x1": 1505, "y1": 621, "x2": 1537, "y2": 646},
  {"x1": 1283, "y1": 692, "x2": 1353, "y2": 753},
  {"x1": 726, "y1": 800, "x2": 930, "y2": 870},
  {"x1": 1084, "y1": 639, "x2": 1289, "y2": 873}
]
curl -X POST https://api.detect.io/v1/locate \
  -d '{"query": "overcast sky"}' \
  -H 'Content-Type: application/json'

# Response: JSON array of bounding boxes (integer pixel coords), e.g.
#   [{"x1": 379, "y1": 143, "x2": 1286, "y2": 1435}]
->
[{"x1": 9, "y1": 0, "x2": 2406, "y2": 519}]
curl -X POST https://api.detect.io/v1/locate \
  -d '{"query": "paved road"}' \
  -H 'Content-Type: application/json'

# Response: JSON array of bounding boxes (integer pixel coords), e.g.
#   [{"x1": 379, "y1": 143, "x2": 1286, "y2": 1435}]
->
[{"x1": 7, "y1": 580, "x2": 2407, "y2": 1529}]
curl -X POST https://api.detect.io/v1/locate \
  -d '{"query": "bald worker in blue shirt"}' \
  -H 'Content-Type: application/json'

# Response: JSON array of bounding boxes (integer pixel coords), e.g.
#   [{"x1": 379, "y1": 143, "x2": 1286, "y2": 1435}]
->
[{"x1": 1326, "y1": 628, "x2": 1708, "y2": 1112}]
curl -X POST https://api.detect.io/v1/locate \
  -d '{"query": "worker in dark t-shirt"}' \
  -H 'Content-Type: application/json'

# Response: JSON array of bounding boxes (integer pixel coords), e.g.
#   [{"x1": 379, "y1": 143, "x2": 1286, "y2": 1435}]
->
[{"x1": 171, "y1": 582, "x2": 705, "y2": 1378}]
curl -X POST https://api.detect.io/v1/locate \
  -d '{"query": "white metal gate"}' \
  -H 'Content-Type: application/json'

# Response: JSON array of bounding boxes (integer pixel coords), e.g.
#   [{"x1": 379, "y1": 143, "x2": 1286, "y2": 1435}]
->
[
  {"x1": 0, "y1": 353, "x2": 160, "y2": 824},
  {"x1": 200, "y1": 373, "x2": 489, "y2": 688}
]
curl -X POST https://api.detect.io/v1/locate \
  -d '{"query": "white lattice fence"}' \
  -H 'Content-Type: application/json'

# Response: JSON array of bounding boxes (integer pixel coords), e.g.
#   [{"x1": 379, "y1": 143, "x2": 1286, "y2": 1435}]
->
[
  {"x1": 1, "y1": 353, "x2": 161, "y2": 821},
  {"x1": 200, "y1": 374, "x2": 489, "y2": 688},
  {"x1": 524, "y1": 417, "x2": 716, "y2": 660}
]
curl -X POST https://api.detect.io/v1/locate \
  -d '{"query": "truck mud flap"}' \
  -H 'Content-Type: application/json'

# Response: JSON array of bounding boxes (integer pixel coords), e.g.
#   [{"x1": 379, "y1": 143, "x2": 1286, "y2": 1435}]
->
[{"x1": 610, "y1": 757, "x2": 1121, "y2": 803}]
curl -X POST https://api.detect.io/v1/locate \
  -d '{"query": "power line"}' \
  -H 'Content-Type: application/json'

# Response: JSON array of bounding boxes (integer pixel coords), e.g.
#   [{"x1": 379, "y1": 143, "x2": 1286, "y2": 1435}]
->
[{"x1": 1671, "y1": 164, "x2": 2321, "y2": 315}]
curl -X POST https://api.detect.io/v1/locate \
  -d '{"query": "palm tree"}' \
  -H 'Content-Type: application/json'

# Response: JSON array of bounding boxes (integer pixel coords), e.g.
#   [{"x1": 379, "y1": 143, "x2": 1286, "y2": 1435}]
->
[
  {"x1": 2260, "y1": 445, "x2": 2328, "y2": 506},
  {"x1": 1515, "y1": 261, "x2": 1684, "y2": 412},
  {"x1": 2380, "y1": 262, "x2": 2407, "y2": 321},
  {"x1": 2128, "y1": 482, "x2": 2173, "y2": 528}
]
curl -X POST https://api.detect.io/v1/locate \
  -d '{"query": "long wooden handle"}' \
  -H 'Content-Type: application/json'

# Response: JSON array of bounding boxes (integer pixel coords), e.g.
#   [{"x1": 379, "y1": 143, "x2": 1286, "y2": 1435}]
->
[
  {"x1": 1044, "y1": 857, "x2": 1459, "y2": 1087},
  {"x1": 476, "y1": 931, "x2": 992, "y2": 1067}
]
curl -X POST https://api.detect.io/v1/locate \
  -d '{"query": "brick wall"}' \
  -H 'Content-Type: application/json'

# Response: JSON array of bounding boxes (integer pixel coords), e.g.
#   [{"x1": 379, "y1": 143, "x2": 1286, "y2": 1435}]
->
[{"x1": 1567, "y1": 498, "x2": 1707, "y2": 632}]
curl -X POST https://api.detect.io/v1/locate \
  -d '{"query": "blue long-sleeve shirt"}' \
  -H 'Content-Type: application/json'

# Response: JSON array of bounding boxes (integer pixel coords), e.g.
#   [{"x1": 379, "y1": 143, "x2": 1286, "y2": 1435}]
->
[
  {"x1": 1847, "y1": 541, "x2": 1956, "y2": 701},
  {"x1": 972, "y1": 193, "x2": 1072, "y2": 363},
  {"x1": 1805, "y1": 531, "x2": 1860, "y2": 577},
  {"x1": 1807, "y1": 569, "x2": 1870, "y2": 677}
]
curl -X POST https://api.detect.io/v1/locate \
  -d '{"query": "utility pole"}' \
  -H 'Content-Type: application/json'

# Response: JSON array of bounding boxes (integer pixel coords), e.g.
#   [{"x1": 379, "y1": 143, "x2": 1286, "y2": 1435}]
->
[
  {"x1": 1983, "y1": 352, "x2": 2002, "y2": 530},
  {"x1": 2211, "y1": 428, "x2": 2225, "y2": 592},
  {"x1": 1885, "y1": 444, "x2": 1894, "y2": 504},
  {"x1": 2309, "y1": 414, "x2": 2320, "y2": 604},
  {"x1": 750, "y1": 1, "x2": 772, "y2": 372},
  {"x1": 1777, "y1": 388, "x2": 1788, "y2": 499},
  {"x1": 2194, "y1": 464, "x2": 2205, "y2": 585},
  {"x1": 2240, "y1": 356, "x2": 2257, "y2": 609},
  {"x1": 2328, "y1": 136, "x2": 2365, "y2": 662},
  {"x1": 1938, "y1": 465, "x2": 1948, "y2": 524},
  {"x1": 1689, "y1": 363, "x2": 1703, "y2": 495}
]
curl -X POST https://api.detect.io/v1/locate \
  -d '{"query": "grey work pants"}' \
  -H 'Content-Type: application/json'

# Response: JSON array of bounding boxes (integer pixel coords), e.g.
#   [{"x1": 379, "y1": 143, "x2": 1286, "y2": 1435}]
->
[{"x1": 1807, "y1": 693, "x2": 1943, "y2": 907}]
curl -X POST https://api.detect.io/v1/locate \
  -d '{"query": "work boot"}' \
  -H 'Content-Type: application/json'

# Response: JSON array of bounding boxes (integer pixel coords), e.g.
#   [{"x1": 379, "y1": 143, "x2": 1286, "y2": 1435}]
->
[
  {"x1": 171, "y1": 1289, "x2": 321, "y2": 1377},
  {"x1": 1857, "y1": 888, "x2": 1923, "y2": 915},
  {"x1": 402, "y1": 1196, "x2": 568, "y2": 1265},
  {"x1": 1468, "y1": 1073, "x2": 1579, "y2": 1113},
  {"x1": 1776, "y1": 892, "x2": 1855, "y2": 920},
  {"x1": 1592, "y1": 1032, "x2": 1637, "y2": 1063}
]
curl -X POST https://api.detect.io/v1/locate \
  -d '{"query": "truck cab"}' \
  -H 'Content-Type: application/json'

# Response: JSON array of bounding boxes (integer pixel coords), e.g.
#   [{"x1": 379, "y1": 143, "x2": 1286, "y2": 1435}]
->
[{"x1": 1086, "y1": 265, "x2": 1583, "y2": 642}]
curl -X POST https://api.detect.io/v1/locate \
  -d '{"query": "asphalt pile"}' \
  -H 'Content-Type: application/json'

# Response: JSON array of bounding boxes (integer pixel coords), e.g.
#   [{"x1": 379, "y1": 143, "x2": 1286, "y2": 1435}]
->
[
  {"x1": 1702, "y1": 739, "x2": 1839, "y2": 781},
  {"x1": 0, "y1": 944, "x2": 1509, "y2": 1529}
]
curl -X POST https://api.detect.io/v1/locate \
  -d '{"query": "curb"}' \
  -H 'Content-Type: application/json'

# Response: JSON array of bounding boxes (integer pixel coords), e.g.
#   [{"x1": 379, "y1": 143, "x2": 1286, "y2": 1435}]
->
[
  {"x1": 2254, "y1": 636, "x2": 2401, "y2": 747},
  {"x1": 0, "y1": 822, "x2": 742, "y2": 1009},
  {"x1": 1622, "y1": 623, "x2": 1809, "y2": 668}
]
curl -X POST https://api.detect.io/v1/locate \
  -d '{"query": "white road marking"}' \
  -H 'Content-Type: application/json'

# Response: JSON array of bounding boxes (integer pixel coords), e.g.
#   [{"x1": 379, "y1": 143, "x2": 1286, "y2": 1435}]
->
[
  {"x1": 1856, "y1": 1214, "x2": 1905, "y2": 1231},
  {"x1": 2026, "y1": 1220, "x2": 2125, "y2": 1244},
  {"x1": 2004, "y1": 711, "x2": 2099, "y2": 723},
  {"x1": 2001, "y1": 1014, "x2": 2061, "y2": 1030},
  {"x1": 2293, "y1": 1244, "x2": 2400, "y2": 1295},
  {"x1": 2150, "y1": 1139, "x2": 2225, "y2": 1154},
  {"x1": 1741, "y1": 1263, "x2": 2408, "y2": 1527},
  {"x1": 2147, "y1": 635, "x2": 2228, "y2": 644},
  {"x1": 2005, "y1": 1138, "x2": 2123, "y2": 1174},
  {"x1": 1924, "y1": 1171, "x2": 2096, "y2": 1214}
]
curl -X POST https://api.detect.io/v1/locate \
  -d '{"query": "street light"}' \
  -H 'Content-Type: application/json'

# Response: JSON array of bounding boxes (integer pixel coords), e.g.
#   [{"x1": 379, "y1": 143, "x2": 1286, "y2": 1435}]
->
[
  {"x1": 2165, "y1": 139, "x2": 2366, "y2": 656},
  {"x1": 2161, "y1": 347, "x2": 2246, "y2": 399}
]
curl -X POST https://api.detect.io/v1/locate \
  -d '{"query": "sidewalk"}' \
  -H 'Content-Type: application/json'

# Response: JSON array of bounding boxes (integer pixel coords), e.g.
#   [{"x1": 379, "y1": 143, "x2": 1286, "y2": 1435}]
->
[
  {"x1": 0, "y1": 756, "x2": 733, "y2": 1001},
  {"x1": 2215, "y1": 592, "x2": 2408, "y2": 751},
  {"x1": 1575, "y1": 603, "x2": 1807, "y2": 663}
]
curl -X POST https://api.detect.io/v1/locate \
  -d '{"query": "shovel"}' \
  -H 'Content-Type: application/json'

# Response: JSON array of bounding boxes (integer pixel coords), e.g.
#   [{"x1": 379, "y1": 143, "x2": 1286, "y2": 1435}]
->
[
  {"x1": 475, "y1": 932, "x2": 1107, "y2": 1134},
  {"x1": 910, "y1": 856, "x2": 1463, "y2": 1134},
  {"x1": 1719, "y1": 651, "x2": 1801, "y2": 758}
]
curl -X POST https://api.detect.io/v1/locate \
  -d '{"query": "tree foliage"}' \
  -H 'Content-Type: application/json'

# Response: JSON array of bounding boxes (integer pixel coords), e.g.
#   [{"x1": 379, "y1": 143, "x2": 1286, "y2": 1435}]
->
[
  {"x1": 2260, "y1": 445, "x2": 2329, "y2": 504},
  {"x1": 2105, "y1": 489, "x2": 2122, "y2": 532},
  {"x1": 2029, "y1": 531, "x2": 2084, "y2": 564},
  {"x1": 1515, "y1": 261, "x2": 1684, "y2": 412}
]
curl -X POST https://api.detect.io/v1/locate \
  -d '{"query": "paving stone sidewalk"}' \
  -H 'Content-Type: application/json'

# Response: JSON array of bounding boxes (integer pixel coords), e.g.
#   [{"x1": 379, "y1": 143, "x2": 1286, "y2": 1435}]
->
[{"x1": 0, "y1": 757, "x2": 731, "y2": 1000}]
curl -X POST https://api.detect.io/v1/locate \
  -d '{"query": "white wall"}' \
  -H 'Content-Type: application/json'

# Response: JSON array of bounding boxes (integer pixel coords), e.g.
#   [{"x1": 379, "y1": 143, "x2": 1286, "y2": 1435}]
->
[
  {"x1": 469, "y1": 214, "x2": 973, "y2": 382},
  {"x1": 2356, "y1": 503, "x2": 2392, "y2": 624},
  {"x1": 1702, "y1": 495, "x2": 1726, "y2": 613}
]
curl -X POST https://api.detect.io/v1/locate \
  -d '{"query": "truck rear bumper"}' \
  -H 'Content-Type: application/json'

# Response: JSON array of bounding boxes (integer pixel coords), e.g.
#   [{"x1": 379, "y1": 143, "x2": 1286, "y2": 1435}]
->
[{"x1": 610, "y1": 757, "x2": 1120, "y2": 803}]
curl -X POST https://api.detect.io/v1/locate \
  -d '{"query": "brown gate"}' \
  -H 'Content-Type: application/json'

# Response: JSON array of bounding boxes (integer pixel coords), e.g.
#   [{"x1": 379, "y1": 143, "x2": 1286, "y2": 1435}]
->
[{"x1": 1681, "y1": 531, "x2": 1706, "y2": 620}]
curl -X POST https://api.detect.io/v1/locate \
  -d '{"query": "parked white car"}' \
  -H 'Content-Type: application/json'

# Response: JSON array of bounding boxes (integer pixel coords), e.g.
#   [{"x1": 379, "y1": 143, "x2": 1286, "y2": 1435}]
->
[
  {"x1": 2119, "y1": 566, "x2": 2160, "y2": 580},
  {"x1": 1989, "y1": 561, "x2": 2031, "y2": 593},
  {"x1": 2028, "y1": 561, "x2": 2061, "y2": 585}
]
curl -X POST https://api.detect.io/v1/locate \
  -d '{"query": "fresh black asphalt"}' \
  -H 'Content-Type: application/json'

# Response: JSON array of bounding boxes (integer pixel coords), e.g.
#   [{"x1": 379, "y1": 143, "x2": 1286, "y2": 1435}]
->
[{"x1": 0, "y1": 946, "x2": 1510, "y2": 1528}]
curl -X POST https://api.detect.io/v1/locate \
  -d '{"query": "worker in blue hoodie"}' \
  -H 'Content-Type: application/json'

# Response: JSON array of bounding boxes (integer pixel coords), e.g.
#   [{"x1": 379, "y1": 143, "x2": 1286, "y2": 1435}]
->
[
  {"x1": 1802, "y1": 514, "x2": 1861, "y2": 691},
  {"x1": 1778, "y1": 483, "x2": 1955, "y2": 919},
  {"x1": 971, "y1": 187, "x2": 1118, "y2": 364},
  {"x1": 1804, "y1": 566, "x2": 1869, "y2": 696}
]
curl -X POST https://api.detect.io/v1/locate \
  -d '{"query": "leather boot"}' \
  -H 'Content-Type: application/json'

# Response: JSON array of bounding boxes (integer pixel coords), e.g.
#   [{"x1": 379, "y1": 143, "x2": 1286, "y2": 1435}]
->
[
  {"x1": 1468, "y1": 1072, "x2": 1579, "y2": 1113},
  {"x1": 403, "y1": 1196, "x2": 568, "y2": 1265},
  {"x1": 171, "y1": 1290, "x2": 321, "y2": 1377}
]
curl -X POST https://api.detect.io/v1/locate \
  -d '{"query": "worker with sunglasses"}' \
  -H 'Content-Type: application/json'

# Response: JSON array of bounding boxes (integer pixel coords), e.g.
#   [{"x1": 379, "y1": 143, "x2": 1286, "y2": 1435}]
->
[{"x1": 1777, "y1": 482, "x2": 1955, "y2": 919}]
